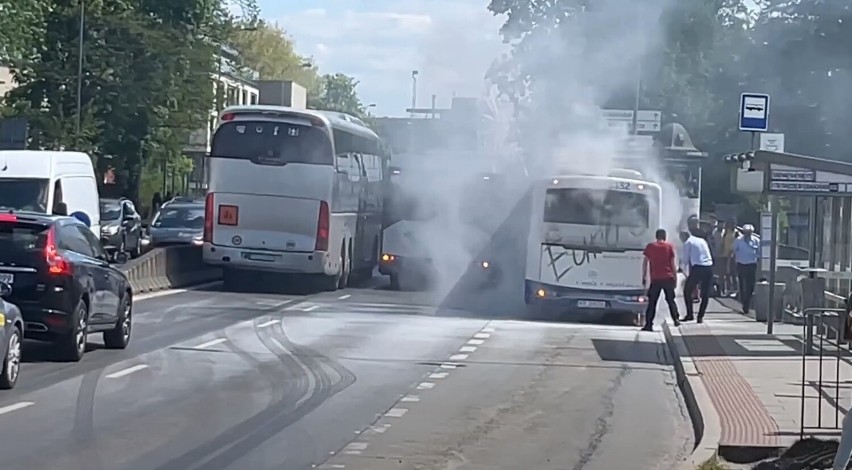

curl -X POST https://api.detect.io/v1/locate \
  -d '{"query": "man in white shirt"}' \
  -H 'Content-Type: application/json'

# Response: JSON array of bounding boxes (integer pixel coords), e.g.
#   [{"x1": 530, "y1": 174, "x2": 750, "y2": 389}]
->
[{"x1": 681, "y1": 229, "x2": 714, "y2": 323}]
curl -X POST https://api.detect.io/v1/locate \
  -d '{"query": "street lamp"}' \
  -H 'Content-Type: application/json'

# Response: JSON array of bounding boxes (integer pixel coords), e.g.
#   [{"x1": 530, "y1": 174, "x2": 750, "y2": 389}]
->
[
  {"x1": 410, "y1": 70, "x2": 418, "y2": 117},
  {"x1": 75, "y1": 0, "x2": 85, "y2": 140}
]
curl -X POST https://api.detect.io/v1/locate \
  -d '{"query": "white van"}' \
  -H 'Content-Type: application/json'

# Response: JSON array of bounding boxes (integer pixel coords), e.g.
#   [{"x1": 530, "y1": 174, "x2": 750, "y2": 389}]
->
[{"x1": 0, "y1": 151, "x2": 100, "y2": 233}]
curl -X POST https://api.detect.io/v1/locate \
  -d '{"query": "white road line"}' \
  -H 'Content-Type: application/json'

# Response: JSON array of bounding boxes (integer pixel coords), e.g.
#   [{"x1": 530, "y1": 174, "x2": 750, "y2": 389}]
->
[
  {"x1": 429, "y1": 372, "x2": 448, "y2": 379},
  {"x1": 468, "y1": 339, "x2": 485, "y2": 345},
  {"x1": 257, "y1": 319, "x2": 280, "y2": 328},
  {"x1": 482, "y1": 327, "x2": 495, "y2": 333},
  {"x1": 440, "y1": 363, "x2": 457, "y2": 369},
  {"x1": 385, "y1": 408, "x2": 408, "y2": 418},
  {"x1": 338, "y1": 294, "x2": 351, "y2": 299},
  {"x1": 473, "y1": 332, "x2": 491, "y2": 339},
  {"x1": 417, "y1": 382, "x2": 435, "y2": 390},
  {"x1": 401, "y1": 395, "x2": 420, "y2": 402},
  {"x1": 345, "y1": 443, "x2": 369, "y2": 451},
  {"x1": 193, "y1": 338, "x2": 226, "y2": 349},
  {"x1": 449, "y1": 354, "x2": 468, "y2": 361},
  {"x1": 459, "y1": 346, "x2": 477, "y2": 353},
  {"x1": 370, "y1": 423, "x2": 392, "y2": 433},
  {"x1": 304, "y1": 305, "x2": 319, "y2": 311},
  {"x1": 106, "y1": 364, "x2": 149, "y2": 379},
  {"x1": 0, "y1": 402, "x2": 34, "y2": 415}
]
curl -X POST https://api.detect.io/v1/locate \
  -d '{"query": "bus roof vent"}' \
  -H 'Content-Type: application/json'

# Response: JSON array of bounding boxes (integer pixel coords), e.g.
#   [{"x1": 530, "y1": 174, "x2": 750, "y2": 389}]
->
[{"x1": 609, "y1": 168, "x2": 644, "y2": 179}]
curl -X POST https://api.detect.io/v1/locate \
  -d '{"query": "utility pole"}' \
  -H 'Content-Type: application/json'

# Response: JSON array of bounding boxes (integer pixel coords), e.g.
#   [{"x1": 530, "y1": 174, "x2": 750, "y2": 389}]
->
[
  {"x1": 75, "y1": 0, "x2": 85, "y2": 141},
  {"x1": 410, "y1": 70, "x2": 418, "y2": 117}
]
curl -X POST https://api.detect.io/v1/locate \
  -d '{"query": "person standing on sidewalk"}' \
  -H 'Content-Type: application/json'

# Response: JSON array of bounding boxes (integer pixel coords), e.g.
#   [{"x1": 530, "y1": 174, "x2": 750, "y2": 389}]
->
[
  {"x1": 681, "y1": 229, "x2": 714, "y2": 323},
  {"x1": 641, "y1": 229, "x2": 680, "y2": 331},
  {"x1": 733, "y1": 224, "x2": 760, "y2": 314}
]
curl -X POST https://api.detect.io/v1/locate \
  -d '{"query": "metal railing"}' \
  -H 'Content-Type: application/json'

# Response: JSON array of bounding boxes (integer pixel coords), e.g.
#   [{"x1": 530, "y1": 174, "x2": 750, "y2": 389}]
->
[{"x1": 800, "y1": 308, "x2": 848, "y2": 437}]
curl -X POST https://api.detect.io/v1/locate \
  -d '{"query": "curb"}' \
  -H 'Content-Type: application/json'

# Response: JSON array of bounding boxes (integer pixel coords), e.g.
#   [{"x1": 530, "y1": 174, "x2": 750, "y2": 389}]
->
[{"x1": 663, "y1": 320, "x2": 723, "y2": 469}]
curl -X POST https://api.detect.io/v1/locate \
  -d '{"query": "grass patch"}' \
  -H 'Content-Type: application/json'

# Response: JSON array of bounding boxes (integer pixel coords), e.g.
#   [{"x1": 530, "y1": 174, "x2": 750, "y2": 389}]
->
[{"x1": 696, "y1": 460, "x2": 729, "y2": 470}]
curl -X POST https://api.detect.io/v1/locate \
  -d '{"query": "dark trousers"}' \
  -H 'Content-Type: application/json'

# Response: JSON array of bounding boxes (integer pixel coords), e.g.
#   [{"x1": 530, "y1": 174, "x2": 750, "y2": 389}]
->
[
  {"x1": 645, "y1": 278, "x2": 679, "y2": 327},
  {"x1": 737, "y1": 262, "x2": 758, "y2": 312},
  {"x1": 684, "y1": 265, "x2": 713, "y2": 320}
]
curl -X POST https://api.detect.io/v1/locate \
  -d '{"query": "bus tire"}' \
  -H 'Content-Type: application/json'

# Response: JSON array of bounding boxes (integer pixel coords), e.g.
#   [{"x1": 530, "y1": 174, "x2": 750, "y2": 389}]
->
[
  {"x1": 389, "y1": 274, "x2": 401, "y2": 291},
  {"x1": 338, "y1": 240, "x2": 351, "y2": 289}
]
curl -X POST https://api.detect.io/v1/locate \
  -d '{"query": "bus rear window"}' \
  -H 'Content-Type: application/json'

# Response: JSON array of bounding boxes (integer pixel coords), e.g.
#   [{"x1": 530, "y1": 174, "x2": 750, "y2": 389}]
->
[
  {"x1": 544, "y1": 188, "x2": 649, "y2": 228},
  {"x1": 210, "y1": 121, "x2": 333, "y2": 166}
]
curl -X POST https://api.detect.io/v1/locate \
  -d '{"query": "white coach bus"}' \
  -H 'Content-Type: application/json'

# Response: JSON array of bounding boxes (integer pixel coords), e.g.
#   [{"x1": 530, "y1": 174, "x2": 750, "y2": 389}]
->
[
  {"x1": 524, "y1": 170, "x2": 663, "y2": 324},
  {"x1": 203, "y1": 106, "x2": 389, "y2": 290}
]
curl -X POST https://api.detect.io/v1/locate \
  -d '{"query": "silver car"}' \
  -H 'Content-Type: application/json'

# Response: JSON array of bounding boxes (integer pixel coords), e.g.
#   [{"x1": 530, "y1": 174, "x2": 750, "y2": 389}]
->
[{"x1": 146, "y1": 202, "x2": 204, "y2": 247}]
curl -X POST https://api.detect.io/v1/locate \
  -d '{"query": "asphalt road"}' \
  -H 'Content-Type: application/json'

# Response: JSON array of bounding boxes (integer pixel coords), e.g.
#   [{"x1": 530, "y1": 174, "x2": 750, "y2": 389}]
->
[{"x1": 0, "y1": 279, "x2": 693, "y2": 470}]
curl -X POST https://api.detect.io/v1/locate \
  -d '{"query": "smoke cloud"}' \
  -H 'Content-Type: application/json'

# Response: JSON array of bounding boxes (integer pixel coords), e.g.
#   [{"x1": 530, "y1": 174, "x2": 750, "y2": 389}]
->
[{"x1": 389, "y1": 0, "x2": 685, "y2": 309}]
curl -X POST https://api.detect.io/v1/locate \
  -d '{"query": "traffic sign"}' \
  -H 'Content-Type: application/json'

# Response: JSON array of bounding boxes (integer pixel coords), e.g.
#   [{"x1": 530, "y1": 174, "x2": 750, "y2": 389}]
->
[
  {"x1": 602, "y1": 109, "x2": 662, "y2": 132},
  {"x1": 739, "y1": 93, "x2": 770, "y2": 132},
  {"x1": 759, "y1": 132, "x2": 784, "y2": 152}
]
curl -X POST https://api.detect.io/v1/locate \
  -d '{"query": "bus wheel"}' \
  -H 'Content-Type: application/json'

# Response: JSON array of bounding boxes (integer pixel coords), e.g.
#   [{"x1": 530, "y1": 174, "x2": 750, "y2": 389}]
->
[{"x1": 338, "y1": 240, "x2": 350, "y2": 289}]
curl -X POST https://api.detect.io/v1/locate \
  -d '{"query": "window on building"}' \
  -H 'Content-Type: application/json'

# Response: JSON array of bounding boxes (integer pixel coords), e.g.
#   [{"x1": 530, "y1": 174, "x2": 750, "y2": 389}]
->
[
  {"x1": 241, "y1": 90, "x2": 248, "y2": 105},
  {"x1": 250, "y1": 93, "x2": 257, "y2": 105}
]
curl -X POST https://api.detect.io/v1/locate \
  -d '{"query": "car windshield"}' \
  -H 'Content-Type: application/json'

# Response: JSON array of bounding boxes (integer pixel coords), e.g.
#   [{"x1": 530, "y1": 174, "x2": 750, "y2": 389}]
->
[
  {"x1": 152, "y1": 206, "x2": 204, "y2": 229},
  {"x1": 544, "y1": 188, "x2": 650, "y2": 228},
  {"x1": 100, "y1": 200, "x2": 122, "y2": 221},
  {"x1": 0, "y1": 178, "x2": 50, "y2": 213}
]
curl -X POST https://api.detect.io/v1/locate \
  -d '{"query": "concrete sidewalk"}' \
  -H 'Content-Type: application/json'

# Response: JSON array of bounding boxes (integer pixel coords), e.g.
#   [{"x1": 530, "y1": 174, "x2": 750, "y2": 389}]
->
[{"x1": 664, "y1": 297, "x2": 852, "y2": 466}]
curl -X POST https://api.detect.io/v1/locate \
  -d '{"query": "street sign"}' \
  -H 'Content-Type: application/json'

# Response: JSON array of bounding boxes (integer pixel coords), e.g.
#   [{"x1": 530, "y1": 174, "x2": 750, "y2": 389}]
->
[
  {"x1": 602, "y1": 109, "x2": 662, "y2": 132},
  {"x1": 739, "y1": 93, "x2": 770, "y2": 132},
  {"x1": 759, "y1": 133, "x2": 784, "y2": 152}
]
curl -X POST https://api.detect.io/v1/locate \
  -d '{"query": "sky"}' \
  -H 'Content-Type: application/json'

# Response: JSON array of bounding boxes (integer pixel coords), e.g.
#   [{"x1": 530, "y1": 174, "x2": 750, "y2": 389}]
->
[{"x1": 254, "y1": 0, "x2": 506, "y2": 117}]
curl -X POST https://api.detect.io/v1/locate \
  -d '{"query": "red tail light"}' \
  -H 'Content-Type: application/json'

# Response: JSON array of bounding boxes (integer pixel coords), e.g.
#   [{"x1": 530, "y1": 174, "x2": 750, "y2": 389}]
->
[
  {"x1": 44, "y1": 226, "x2": 71, "y2": 275},
  {"x1": 315, "y1": 201, "x2": 329, "y2": 252},
  {"x1": 203, "y1": 193, "x2": 214, "y2": 243},
  {"x1": 0, "y1": 214, "x2": 17, "y2": 222}
]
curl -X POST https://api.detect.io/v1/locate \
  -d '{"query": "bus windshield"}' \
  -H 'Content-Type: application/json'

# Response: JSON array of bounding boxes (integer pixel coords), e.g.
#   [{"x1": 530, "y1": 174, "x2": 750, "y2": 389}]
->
[
  {"x1": 544, "y1": 188, "x2": 649, "y2": 228},
  {"x1": 210, "y1": 121, "x2": 333, "y2": 166}
]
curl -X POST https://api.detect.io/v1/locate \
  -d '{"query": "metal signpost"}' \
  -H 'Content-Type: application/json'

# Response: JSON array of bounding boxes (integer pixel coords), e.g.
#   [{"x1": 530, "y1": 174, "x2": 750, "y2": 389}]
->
[
  {"x1": 602, "y1": 109, "x2": 662, "y2": 133},
  {"x1": 739, "y1": 93, "x2": 770, "y2": 148}
]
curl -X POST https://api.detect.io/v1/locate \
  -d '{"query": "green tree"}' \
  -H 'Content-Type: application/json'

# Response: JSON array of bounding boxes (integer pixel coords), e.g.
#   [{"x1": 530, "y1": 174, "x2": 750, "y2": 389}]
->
[
  {"x1": 313, "y1": 73, "x2": 367, "y2": 118},
  {"x1": 0, "y1": 0, "x2": 49, "y2": 63},
  {"x1": 230, "y1": 21, "x2": 321, "y2": 92}
]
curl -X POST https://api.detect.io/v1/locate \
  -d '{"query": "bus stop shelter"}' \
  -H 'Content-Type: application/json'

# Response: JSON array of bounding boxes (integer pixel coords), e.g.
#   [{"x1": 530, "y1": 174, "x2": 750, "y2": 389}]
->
[{"x1": 723, "y1": 149, "x2": 852, "y2": 334}]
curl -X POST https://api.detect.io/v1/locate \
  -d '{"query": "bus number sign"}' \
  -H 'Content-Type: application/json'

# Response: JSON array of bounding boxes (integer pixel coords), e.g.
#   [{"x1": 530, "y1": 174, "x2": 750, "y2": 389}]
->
[
  {"x1": 613, "y1": 182, "x2": 631, "y2": 190},
  {"x1": 218, "y1": 205, "x2": 239, "y2": 226}
]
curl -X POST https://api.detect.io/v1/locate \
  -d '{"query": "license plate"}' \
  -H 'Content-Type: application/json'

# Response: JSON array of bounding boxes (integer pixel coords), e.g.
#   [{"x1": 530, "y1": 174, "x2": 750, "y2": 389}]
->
[
  {"x1": 243, "y1": 253, "x2": 278, "y2": 263},
  {"x1": 577, "y1": 300, "x2": 606, "y2": 309},
  {"x1": 0, "y1": 273, "x2": 13, "y2": 284}
]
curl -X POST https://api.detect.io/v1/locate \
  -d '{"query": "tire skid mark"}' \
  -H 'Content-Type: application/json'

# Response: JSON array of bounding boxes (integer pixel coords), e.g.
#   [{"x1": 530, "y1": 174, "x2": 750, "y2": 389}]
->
[
  {"x1": 570, "y1": 331, "x2": 638, "y2": 470},
  {"x1": 146, "y1": 317, "x2": 355, "y2": 470}
]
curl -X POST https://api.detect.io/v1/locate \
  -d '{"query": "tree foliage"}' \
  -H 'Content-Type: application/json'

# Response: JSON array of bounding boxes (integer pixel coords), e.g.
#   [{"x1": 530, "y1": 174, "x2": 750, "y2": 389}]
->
[
  {"x1": 313, "y1": 73, "x2": 367, "y2": 118},
  {"x1": 0, "y1": 0, "x2": 50, "y2": 63},
  {"x1": 4, "y1": 0, "x2": 258, "y2": 202}
]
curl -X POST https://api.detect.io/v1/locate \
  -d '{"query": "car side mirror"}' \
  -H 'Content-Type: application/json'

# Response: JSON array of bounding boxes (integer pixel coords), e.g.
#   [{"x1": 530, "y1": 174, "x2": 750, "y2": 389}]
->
[
  {"x1": 54, "y1": 202, "x2": 68, "y2": 216},
  {"x1": 0, "y1": 281, "x2": 11, "y2": 298}
]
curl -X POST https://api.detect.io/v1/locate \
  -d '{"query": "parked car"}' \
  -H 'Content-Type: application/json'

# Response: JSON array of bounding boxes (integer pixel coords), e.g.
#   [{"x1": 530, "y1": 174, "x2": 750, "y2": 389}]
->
[
  {"x1": 0, "y1": 211, "x2": 133, "y2": 362},
  {"x1": 146, "y1": 200, "x2": 205, "y2": 248},
  {"x1": 0, "y1": 281, "x2": 23, "y2": 389},
  {"x1": 99, "y1": 198, "x2": 143, "y2": 257}
]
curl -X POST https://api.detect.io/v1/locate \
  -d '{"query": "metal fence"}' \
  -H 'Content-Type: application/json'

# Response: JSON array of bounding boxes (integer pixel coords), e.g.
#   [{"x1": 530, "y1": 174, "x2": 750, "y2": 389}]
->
[{"x1": 800, "y1": 308, "x2": 848, "y2": 438}]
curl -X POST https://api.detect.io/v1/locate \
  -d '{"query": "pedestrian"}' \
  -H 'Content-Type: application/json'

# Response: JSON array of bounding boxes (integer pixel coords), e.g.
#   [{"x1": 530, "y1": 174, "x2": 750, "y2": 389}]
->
[
  {"x1": 734, "y1": 224, "x2": 760, "y2": 314},
  {"x1": 720, "y1": 221, "x2": 738, "y2": 296},
  {"x1": 681, "y1": 228, "x2": 714, "y2": 323},
  {"x1": 641, "y1": 228, "x2": 680, "y2": 331}
]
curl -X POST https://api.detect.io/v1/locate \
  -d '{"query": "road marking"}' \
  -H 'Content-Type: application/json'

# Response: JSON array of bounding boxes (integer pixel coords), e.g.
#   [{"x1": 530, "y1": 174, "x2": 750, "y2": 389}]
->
[
  {"x1": 370, "y1": 423, "x2": 392, "y2": 433},
  {"x1": 304, "y1": 305, "x2": 319, "y2": 312},
  {"x1": 257, "y1": 319, "x2": 279, "y2": 328},
  {"x1": 0, "y1": 402, "x2": 33, "y2": 415},
  {"x1": 385, "y1": 408, "x2": 407, "y2": 418},
  {"x1": 482, "y1": 327, "x2": 495, "y2": 333},
  {"x1": 459, "y1": 346, "x2": 476, "y2": 353},
  {"x1": 106, "y1": 364, "x2": 149, "y2": 379},
  {"x1": 401, "y1": 395, "x2": 419, "y2": 402},
  {"x1": 417, "y1": 382, "x2": 435, "y2": 390},
  {"x1": 338, "y1": 294, "x2": 351, "y2": 299},
  {"x1": 468, "y1": 339, "x2": 485, "y2": 345},
  {"x1": 193, "y1": 338, "x2": 227, "y2": 349},
  {"x1": 449, "y1": 354, "x2": 468, "y2": 361},
  {"x1": 134, "y1": 281, "x2": 222, "y2": 301},
  {"x1": 474, "y1": 332, "x2": 491, "y2": 339},
  {"x1": 344, "y1": 442, "x2": 368, "y2": 454},
  {"x1": 440, "y1": 363, "x2": 457, "y2": 369},
  {"x1": 429, "y1": 372, "x2": 448, "y2": 379}
]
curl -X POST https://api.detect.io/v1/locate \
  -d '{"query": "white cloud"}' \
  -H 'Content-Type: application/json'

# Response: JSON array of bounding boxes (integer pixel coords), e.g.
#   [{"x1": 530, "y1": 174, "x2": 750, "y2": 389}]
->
[{"x1": 274, "y1": 0, "x2": 505, "y2": 116}]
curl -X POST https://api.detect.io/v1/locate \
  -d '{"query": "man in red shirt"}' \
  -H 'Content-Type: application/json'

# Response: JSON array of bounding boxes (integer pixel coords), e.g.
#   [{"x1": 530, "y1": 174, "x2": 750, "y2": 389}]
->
[{"x1": 641, "y1": 228, "x2": 680, "y2": 331}]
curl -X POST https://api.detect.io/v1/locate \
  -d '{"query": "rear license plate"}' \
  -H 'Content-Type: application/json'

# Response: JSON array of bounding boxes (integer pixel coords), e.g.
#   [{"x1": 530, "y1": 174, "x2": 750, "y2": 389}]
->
[
  {"x1": 0, "y1": 273, "x2": 13, "y2": 284},
  {"x1": 243, "y1": 252, "x2": 279, "y2": 263},
  {"x1": 577, "y1": 300, "x2": 606, "y2": 309}
]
